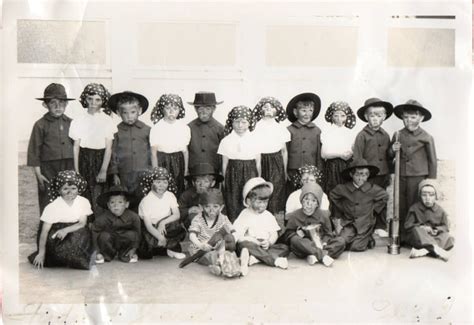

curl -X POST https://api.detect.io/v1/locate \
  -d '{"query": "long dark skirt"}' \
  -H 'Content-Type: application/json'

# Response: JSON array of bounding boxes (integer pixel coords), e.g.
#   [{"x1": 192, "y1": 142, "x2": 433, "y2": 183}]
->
[
  {"x1": 261, "y1": 151, "x2": 286, "y2": 214},
  {"x1": 137, "y1": 219, "x2": 186, "y2": 259},
  {"x1": 157, "y1": 151, "x2": 185, "y2": 198},
  {"x1": 28, "y1": 222, "x2": 93, "y2": 270},
  {"x1": 79, "y1": 147, "x2": 107, "y2": 216},
  {"x1": 224, "y1": 159, "x2": 258, "y2": 222},
  {"x1": 323, "y1": 158, "x2": 350, "y2": 194}
]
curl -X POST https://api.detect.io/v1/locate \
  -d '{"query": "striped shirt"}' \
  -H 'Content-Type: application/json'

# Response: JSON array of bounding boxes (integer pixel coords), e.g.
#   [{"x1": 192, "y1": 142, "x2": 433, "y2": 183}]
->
[{"x1": 188, "y1": 213, "x2": 233, "y2": 255}]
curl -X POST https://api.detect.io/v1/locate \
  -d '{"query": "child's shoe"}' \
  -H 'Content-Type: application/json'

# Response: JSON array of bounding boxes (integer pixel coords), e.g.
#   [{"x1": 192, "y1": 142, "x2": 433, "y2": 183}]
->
[
  {"x1": 95, "y1": 253, "x2": 105, "y2": 264},
  {"x1": 129, "y1": 254, "x2": 138, "y2": 263},
  {"x1": 209, "y1": 265, "x2": 222, "y2": 276},
  {"x1": 306, "y1": 255, "x2": 318, "y2": 265},
  {"x1": 367, "y1": 236, "x2": 376, "y2": 249},
  {"x1": 240, "y1": 248, "x2": 250, "y2": 276},
  {"x1": 248, "y1": 255, "x2": 260, "y2": 266},
  {"x1": 322, "y1": 255, "x2": 334, "y2": 267},
  {"x1": 274, "y1": 257, "x2": 288, "y2": 269},
  {"x1": 167, "y1": 249, "x2": 186, "y2": 260},
  {"x1": 433, "y1": 246, "x2": 450, "y2": 262},
  {"x1": 409, "y1": 248, "x2": 429, "y2": 259},
  {"x1": 374, "y1": 228, "x2": 389, "y2": 238}
]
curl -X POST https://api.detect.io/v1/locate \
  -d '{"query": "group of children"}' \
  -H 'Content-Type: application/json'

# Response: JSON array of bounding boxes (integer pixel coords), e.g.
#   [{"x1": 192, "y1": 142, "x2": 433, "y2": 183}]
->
[{"x1": 27, "y1": 82, "x2": 455, "y2": 275}]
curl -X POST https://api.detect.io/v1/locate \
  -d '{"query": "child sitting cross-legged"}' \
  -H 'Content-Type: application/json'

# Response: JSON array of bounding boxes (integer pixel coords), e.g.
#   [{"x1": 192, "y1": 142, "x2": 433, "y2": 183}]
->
[
  {"x1": 283, "y1": 183, "x2": 345, "y2": 267},
  {"x1": 233, "y1": 177, "x2": 290, "y2": 270}
]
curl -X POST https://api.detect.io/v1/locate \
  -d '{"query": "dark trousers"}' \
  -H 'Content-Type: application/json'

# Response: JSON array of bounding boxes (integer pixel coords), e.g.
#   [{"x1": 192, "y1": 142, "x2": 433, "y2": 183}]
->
[
  {"x1": 289, "y1": 236, "x2": 345, "y2": 260},
  {"x1": 237, "y1": 241, "x2": 289, "y2": 266},
  {"x1": 368, "y1": 174, "x2": 390, "y2": 230},
  {"x1": 405, "y1": 227, "x2": 454, "y2": 256},
  {"x1": 399, "y1": 176, "x2": 425, "y2": 243},
  {"x1": 96, "y1": 230, "x2": 140, "y2": 262},
  {"x1": 137, "y1": 220, "x2": 186, "y2": 259},
  {"x1": 339, "y1": 224, "x2": 374, "y2": 252}
]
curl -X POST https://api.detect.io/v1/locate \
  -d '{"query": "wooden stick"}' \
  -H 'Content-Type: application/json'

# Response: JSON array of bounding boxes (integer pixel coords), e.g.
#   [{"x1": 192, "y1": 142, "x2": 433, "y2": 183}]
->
[{"x1": 388, "y1": 131, "x2": 401, "y2": 254}]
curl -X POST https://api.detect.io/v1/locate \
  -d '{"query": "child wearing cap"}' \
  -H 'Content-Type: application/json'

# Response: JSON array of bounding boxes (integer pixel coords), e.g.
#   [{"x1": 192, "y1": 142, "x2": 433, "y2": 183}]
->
[
  {"x1": 321, "y1": 101, "x2": 357, "y2": 194},
  {"x1": 329, "y1": 159, "x2": 388, "y2": 251},
  {"x1": 178, "y1": 163, "x2": 224, "y2": 229},
  {"x1": 286, "y1": 93, "x2": 324, "y2": 195},
  {"x1": 187, "y1": 92, "x2": 225, "y2": 173},
  {"x1": 69, "y1": 83, "x2": 117, "y2": 215},
  {"x1": 109, "y1": 91, "x2": 152, "y2": 200},
  {"x1": 233, "y1": 177, "x2": 290, "y2": 269},
  {"x1": 252, "y1": 97, "x2": 291, "y2": 218},
  {"x1": 150, "y1": 94, "x2": 191, "y2": 197},
  {"x1": 218, "y1": 106, "x2": 261, "y2": 222},
  {"x1": 404, "y1": 179, "x2": 454, "y2": 261},
  {"x1": 283, "y1": 183, "x2": 345, "y2": 266},
  {"x1": 92, "y1": 185, "x2": 141, "y2": 264},
  {"x1": 28, "y1": 170, "x2": 93, "y2": 270},
  {"x1": 27, "y1": 83, "x2": 75, "y2": 214},
  {"x1": 353, "y1": 98, "x2": 393, "y2": 237},
  {"x1": 389, "y1": 100, "x2": 437, "y2": 244},
  {"x1": 137, "y1": 167, "x2": 186, "y2": 260}
]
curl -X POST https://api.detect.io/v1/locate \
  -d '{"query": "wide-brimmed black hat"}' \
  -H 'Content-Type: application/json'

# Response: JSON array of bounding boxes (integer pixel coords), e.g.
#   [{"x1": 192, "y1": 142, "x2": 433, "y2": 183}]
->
[
  {"x1": 393, "y1": 99, "x2": 431, "y2": 122},
  {"x1": 185, "y1": 163, "x2": 223, "y2": 182},
  {"x1": 286, "y1": 92, "x2": 321, "y2": 123},
  {"x1": 36, "y1": 83, "x2": 75, "y2": 101},
  {"x1": 341, "y1": 158, "x2": 379, "y2": 180},
  {"x1": 96, "y1": 185, "x2": 138, "y2": 209},
  {"x1": 187, "y1": 92, "x2": 223, "y2": 106},
  {"x1": 108, "y1": 91, "x2": 149, "y2": 115},
  {"x1": 357, "y1": 98, "x2": 393, "y2": 122}
]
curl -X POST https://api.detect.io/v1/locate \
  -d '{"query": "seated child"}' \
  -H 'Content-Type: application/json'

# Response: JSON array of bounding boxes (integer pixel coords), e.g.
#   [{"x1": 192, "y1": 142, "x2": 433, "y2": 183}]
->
[
  {"x1": 404, "y1": 179, "x2": 454, "y2": 261},
  {"x1": 329, "y1": 159, "x2": 388, "y2": 252},
  {"x1": 233, "y1": 177, "x2": 290, "y2": 269},
  {"x1": 179, "y1": 162, "x2": 223, "y2": 229},
  {"x1": 137, "y1": 167, "x2": 186, "y2": 259},
  {"x1": 92, "y1": 186, "x2": 141, "y2": 263},
  {"x1": 285, "y1": 164, "x2": 330, "y2": 217},
  {"x1": 29, "y1": 170, "x2": 93, "y2": 270},
  {"x1": 188, "y1": 189, "x2": 249, "y2": 276},
  {"x1": 283, "y1": 183, "x2": 345, "y2": 266}
]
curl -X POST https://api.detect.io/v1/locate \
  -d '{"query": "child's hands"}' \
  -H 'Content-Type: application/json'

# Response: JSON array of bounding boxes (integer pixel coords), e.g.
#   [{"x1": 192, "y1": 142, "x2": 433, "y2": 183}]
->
[
  {"x1": 113, "y1": 174, "x2": 121, "y2": 186},
  {"x1": 157, "y1": 224, "x2": 167, "y2": 236},
  {"x1": 96, "y1": 169, "x2": 107, "y2": 183},
  {"x1": 53, "y1": 229, "x2": 68, "y2": 240},
  {"x1": 392, "y1": 141, "x2": 401, "y2": 152},
  {"x1": 188, "y1": 206, "x2": 201, "y2": 215},
  {"x1": 259, "y1": 239, "x2": 270, "y2": 250},
  {"x1": 341, "y1": 150, "x2": 353, "y2": 161},
  {"x1": 296, "y1": 228, "x2": 305, "y2": 238},
  {"x1": 157, "y1": 235, "x2": 167, "y2": 247},
  {"x1": 37, "y1": 174, "x2": 50, "y2": 191},
  {"x1": 200, "y1": 243, "x2": 213, "y2": 252},
  {"x1": 33, "y1": 252, "x2": 45, "y2": 269}
]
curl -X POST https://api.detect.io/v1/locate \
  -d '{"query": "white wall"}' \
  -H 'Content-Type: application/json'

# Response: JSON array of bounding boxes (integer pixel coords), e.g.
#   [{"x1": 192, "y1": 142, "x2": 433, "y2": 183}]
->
[{"x1": 2, "y1": 1, "x2": 471, "y2": 163}]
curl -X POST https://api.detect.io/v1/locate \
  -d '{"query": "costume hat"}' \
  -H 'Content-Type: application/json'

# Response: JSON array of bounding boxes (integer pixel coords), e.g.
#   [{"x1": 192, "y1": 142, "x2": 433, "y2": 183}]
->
[
  {"x1": 341, "y1": 158, "x2": 379, "y2": 180},
  {"x1": 242, "y1": 177, "x2": 274, "y2": 207},
  {"x1": 36, "y1": 83, "x2": 75, "y2": 101},
  {"x1": 187, "y1": 91, "x2": 223, "y2": 106},
  {"x1": 393, "y1": 99, "x2": 431, "y2": 121},
  {"x1": 108, "y1": 91, "x2": 149, "y2": 115},
  {"x1": 286, "y1": 92, "x2": 321, "y2": 123},
  {"x1": 185, "y1": 163, "x2": 223, "y2": 182},
  {"x1": 96, "y1": 185, "x2": 137, "y2": 209},
  {"x1": 357, "y1": 97, "x2": 393, "y2": 122}
]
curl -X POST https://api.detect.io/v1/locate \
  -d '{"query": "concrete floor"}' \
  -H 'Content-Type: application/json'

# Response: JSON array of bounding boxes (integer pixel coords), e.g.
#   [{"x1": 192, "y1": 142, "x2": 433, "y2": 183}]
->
[{"x1": 15, "y1": 240, "x2": 471, "y2": 323}]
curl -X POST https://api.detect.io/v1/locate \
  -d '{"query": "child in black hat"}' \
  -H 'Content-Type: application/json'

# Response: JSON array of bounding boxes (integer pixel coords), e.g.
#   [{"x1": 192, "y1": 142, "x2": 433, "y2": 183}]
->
[
  {"x1": 329, "y1": 159, "x2": 388, "y2": 251},
  {"x1": 389, "y1": 99, "x2": 437, "y2": 244},
  {"x1": 92, "y1": 185, "x2": 141, "y2": 263},
  {"x1": 27, "y1": 83, "x2": 75, "y2": 213},
  {"x1": 353, "y1": 97, "x2": 394, "y2": 237},
  {"x1": 109, "y1": 91, "x2": 151, "y2": 201}
]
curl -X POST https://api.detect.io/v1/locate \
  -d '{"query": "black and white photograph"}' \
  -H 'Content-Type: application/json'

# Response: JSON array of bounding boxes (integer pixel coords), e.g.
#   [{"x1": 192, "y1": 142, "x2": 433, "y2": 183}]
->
[{"x1": 1, "y1": 0, "x2": 472, "y2": 323}]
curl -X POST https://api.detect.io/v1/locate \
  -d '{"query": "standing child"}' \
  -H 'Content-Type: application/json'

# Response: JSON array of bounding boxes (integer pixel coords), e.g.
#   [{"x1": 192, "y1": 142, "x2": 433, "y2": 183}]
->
[
  {"x1": 321, "y1": 101, "x2": 357, "y2": 194},
  {"x1": 28, "y1": 170, "x2": 93, "y2": 270},
  {"x1": 286, "y1": 92, "x2": 323, "y2": 195},
  {"x1": 389, "y1": 100, "x2": 437, "y2": 243},
  {"x1": 253, "y1": 96, "x2": 291, "y2": 218},
  {"x1": 69, "y1": 83, "x2": 117, "y2": 215},
  {"x1": 283, "y1": 183, "x2": 345, "y2": 266},
  {"x1": 108, "y1": 91, "x2": 151, "y2": 199},
  {"x1": 187, "y1": 92, "x2": 225, "y2": 172},
  {"x1": 92, "y1": 185, "x2": 141, "y2": 264},
  {"x1": 137, "y1": 167, "x2": 186, "y2": 260},
  {"x1": 150, "y1": 94, "x2": 191, "y2": 197},
  {"x1": 354, "y1": 97, "x2": 393, "y2": 236},
  {"x1": 233, "y1": 177, "x2": 290, "y2": 270},
  {"x1": 27, "y1": 83, "x2": 75, "y2": 214},
  {"x1": 329, "y1": 159, "x2": 388, "y2": 252},
  {"x1": 405, "y1": 179, "x2": 454, "y2": 261},
  {"x1": 217, "y1": 106, "x2": 261, "y2": 222}
]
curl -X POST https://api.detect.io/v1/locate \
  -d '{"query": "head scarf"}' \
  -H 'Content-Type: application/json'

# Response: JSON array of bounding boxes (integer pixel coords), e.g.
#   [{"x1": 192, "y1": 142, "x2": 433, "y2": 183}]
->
[
  {"x1": 79, "y1": 83, "x2": 112, "y2": 115},
  {"x1": 253, "y1": 97, "x2": 286, "y2": 123},
  {"x1": 418, "y1": 179, "x2": 438, "y2": 199},
  {"x1": 224, "y1": 105, "x2": 255, "y2": 135},
  {"x1": 48, "y1": 170, "x2": 87, "y2": 202},
  {"x1": 151, "y1": 94, "x2": 186, "y2": 124},
  {"x1": 299, "y1": 183, "x2": 324, "y2": 205},
  {"x1": 139, "y1": 167, "x2": 178, "y2": 196},
  {"x1": 292, "y1": 165, "x2": 323, "y2": 190},
  {"x1": 324, "y1": 101, "x2": 356, "y2": 129}
]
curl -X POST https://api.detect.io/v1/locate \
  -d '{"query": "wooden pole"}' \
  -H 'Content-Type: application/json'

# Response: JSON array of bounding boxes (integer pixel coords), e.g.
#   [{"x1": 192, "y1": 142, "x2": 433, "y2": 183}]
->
[{"x1": 388, "y1": 131, "x2": 401, "y2": 254}]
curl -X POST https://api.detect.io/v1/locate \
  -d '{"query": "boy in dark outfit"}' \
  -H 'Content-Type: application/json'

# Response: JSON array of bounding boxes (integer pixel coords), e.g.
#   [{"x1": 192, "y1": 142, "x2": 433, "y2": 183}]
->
[
  {"x1": 389, "y1": 100, "x2": 437, "y2": 244},
  {"x1": 329, "y1": 159, "x2": 388, "y2": 252},
  {"x1": 27, "y1": 83, "x2": 75, "y2": 213},
  {"x1": 92, "y1": 186, "x2": 141, "y2": 263}
]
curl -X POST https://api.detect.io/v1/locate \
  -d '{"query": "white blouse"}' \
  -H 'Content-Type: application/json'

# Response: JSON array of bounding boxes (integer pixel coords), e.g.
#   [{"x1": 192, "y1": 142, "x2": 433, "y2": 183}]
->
[
  {"x1": 321, "y1": 124, "x2": 356, "y2": 159},
  {"x1": 253, "y1": 119, "x2": 291, "y2": 154},
  {"x1": 138, "y1": 191, "x2": 179, "y2": 225},
  {"x1": 40, "y1": 196, "x2": 93, "y2": 224},
  {"x1": 150, "y1": 120, "x2": 191, "y2": 153},
  {"x1": 217, "y1": 130, "x2": 260, "y2": 160},
  {"x1": 69, "y1": 111, "x2": 117, "y2": 149}
]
